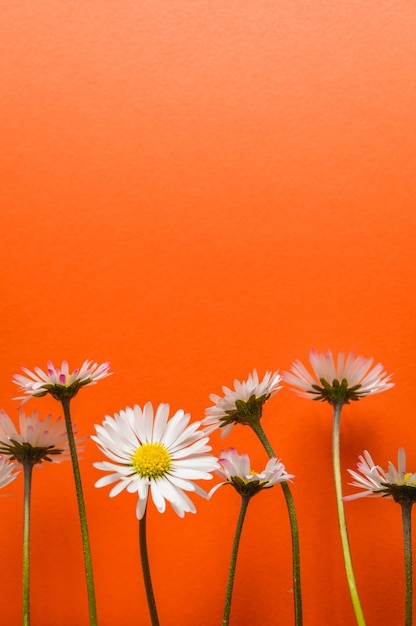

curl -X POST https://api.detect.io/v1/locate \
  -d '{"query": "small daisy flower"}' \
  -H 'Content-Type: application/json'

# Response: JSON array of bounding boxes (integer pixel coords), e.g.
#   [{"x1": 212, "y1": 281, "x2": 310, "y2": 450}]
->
[
  {"x1": 203, "y1": 369, "x2": 282, "y2": 437},
  {"x1": 345, "y1": 448, "x2": 416, "y2": 504},
  {"x1": 0, "y1": 410, "x2": 73, "y2": 465},
  {"x1": 283, "y1": 349, "x2": 393, "y2": 404},
  {"x1": 0, "y1": 456, "x2": 19, "y2": 489},
  {"x1": 210, "y1": 448, "x2": 294, "y2": 498},
  {"x1": 13, "y1": 359, "x2": 111, "y2": 403},
  {"x1": 92, "y1": 402, "x2": 219, "y2": 520}
]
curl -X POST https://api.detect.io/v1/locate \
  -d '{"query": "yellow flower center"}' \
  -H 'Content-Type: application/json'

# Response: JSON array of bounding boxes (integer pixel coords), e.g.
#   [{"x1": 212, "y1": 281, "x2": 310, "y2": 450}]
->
[
  {"x1": 402, "y1": 472, "x2": 416, "y2": 486},
  {"x1": 131, "y1": 442, "x2": 171, "y2": 479}
]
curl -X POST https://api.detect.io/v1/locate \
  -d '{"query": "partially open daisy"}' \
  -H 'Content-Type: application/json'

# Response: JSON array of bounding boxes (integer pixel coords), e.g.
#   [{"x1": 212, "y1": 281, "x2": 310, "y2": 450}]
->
[
  {"x1": 283, "y1": 349, "x2": 393, "y2": 404},
  {"x1": 345, "y1": 448, "x2": 416, "y2": 504},
  {"x1": 13, "y1": 359, "x2": 111, "y2": 403},
  {"x1": 210, "y1": 448, "x2": 294, "y2": 498},
  {"x1": 203, "y1": 369, "x2": 282, "y2": 437},
  {"x1": 92, "y1": 402, "x2": 218, "y2": 519},
  {"x1": 0, "y1": 409, "x2": 73, "y2": 465}
]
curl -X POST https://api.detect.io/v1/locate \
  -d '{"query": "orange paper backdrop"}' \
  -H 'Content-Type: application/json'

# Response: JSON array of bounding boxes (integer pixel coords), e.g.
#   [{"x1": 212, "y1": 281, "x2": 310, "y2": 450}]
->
[{"x1": 1, "y1": 1, "x2": 416, "y2": 624}]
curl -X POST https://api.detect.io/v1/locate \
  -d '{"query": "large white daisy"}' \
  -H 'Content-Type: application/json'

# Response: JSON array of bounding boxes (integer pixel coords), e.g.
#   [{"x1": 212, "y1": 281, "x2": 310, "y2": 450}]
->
[
  {"x1": 92, "y1": 402, "x2": 219, "y2": 519},
  {"x1": 203, "y1": 369, "x2": 282, "y2": 437},
  {"x1": 13, "y1": 359, "x2": 111, "y2": 403},
  {"x1": 283, "y1": 349, "x2": 393, "y2": 404}
]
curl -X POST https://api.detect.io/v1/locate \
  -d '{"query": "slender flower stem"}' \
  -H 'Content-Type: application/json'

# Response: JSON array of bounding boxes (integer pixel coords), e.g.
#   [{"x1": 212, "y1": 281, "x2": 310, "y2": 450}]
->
[
  {"x1": 223, "y1": 495, "x2": 250, "y2": 626},
  {"x1": 61, "y1": 397, "x2": 97, "y2": 626},
  {"x1": 250, "y1": 420, "x2": 303, "y2": 626},
  {"x1": 139, "y1": 508, "x2": 160, "y2": 626},
  {"x1": 22, "y1": 462, "x2": 33, "y2": 626},
  {"x1": 332, "y1": 402, "x2": 365, "y2": 626},
  {"x1": 401, "y1": 501, "x2": 413, "y2": 626}
]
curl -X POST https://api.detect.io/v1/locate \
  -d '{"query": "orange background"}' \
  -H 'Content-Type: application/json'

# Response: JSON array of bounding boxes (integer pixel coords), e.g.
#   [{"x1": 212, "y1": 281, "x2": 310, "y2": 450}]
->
[{"x1": 1, "y1": 1, "x2": 416, "y2": 624}]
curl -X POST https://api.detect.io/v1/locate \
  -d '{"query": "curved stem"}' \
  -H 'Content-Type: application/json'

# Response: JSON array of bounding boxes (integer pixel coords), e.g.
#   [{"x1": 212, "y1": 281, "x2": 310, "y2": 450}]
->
[
  {"x1": 332, "y1": 402, "x2": 365, "y2": 625},
  {"x1": 401, "y1": 501, "x2": 413, "y2": 626},
  {"x1": 139, "y1": 508, "x2": 160, "y2": 626},
  {"x1": 250, "y1": 420, "x2": 302, "y2": 626},
  {"x1": 222, "y1": 495, "x2": 250, "y2": 626},
  {"x1": 22, "y1": 462, "x2": 33, "y2": 626},
  {"x1": 61, "y1": 397, "x2": 97, "y2": 626}
]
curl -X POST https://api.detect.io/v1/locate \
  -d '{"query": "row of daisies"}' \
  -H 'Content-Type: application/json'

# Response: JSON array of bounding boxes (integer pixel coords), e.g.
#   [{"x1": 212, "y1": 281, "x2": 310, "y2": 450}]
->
[{"x1": 0, "y1": 352, "x2": 409, "y2": 515}]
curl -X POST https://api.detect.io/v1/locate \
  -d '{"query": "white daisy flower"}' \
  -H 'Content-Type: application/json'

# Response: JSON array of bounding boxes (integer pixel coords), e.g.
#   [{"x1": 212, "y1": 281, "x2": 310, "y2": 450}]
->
[
  {"x1": 283, "y1": 349, "x2": 393, "y2": 404},
  {"x1": 92, "y1": 402, "x2": 219, "y2": 519},
  {"x1": 13, "y1": 359, "x2": 111, "y2": 403},
  {"x1": 210, "y1": 448, "x2": 294, "y2": 498},
  {"x1": 344, "y1": 448, "x2": 416, "y2": 503},
  {"x1": 203, "y1": 369, "x2": 282, "y2": 437},
  {"x1": 0, "y1": 410, "x2": 74, "y2": 465}
]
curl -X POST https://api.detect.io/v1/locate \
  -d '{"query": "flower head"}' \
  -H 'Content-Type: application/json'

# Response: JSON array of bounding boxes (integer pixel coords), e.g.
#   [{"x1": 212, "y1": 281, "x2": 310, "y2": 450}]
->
[
  {"x1": 13, "y1": 359, "x2": 111, "y2": 404},
  {"x1": 210, "y1": 448, "x2": 294, "y2": 498},
  {"x1": 283, "y1": 349, "x2": 393, "y2": 405},
  {"x1": 92, "y1": 402, "x2": 219, "y2": 520},
  {"x1": 344, "y1": 448, "x2": 416, "y2": 505},
  {"x1": 0, "y1": 410, "x2": 73, "y2": 465},
  {"x1": 203, "y1": 369, "x2": 282, "y2": 437}
]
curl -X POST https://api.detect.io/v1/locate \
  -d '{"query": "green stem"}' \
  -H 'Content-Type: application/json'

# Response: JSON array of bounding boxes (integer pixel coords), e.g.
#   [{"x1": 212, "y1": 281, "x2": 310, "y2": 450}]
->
[
  {"x1": 22, "y1": 462, "x2": 33, "y2": 626},
  {"x1": 332, "y1": 402, "x2": 365, "y2": 625},
  {"x1": 250, "y1": 420, "x2": 302, "y2": 626},
  {"x1": 401, "y1": 501, "x2": 413, "y2": 626},
  {"x1": 61, "y1": 397, "x2": 97, "y2": 626},
  {"x1": 222, "y1": 495, "x2": 250, "y2": 626},
  {"x1": 139, "y1": 508, "x2": 160, "y2": 626}
]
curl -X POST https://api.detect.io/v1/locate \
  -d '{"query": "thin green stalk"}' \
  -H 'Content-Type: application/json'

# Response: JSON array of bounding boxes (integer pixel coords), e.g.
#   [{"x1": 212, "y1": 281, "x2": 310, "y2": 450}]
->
[
  {"x1": 139, "y1": 508, "x2": 160, "y2": 626},
  {"x1": 223, "y1": 495, "x2": 250, "y2": 626},
  {"x1": 250, "y1": 420, "x2": 302, "y2": 626},
  {"x1": 61, "y1": 397, "x2": 97, "y2": 626},
  {"x1": 401, "y1": 501, "x2": 413, "y2": 626},
  {"x1": 332, "y1": 402, "x2": 365, "y2": 626},
  {"x1": 22, "y1": 461, "x2": 33, "y2": 626}
]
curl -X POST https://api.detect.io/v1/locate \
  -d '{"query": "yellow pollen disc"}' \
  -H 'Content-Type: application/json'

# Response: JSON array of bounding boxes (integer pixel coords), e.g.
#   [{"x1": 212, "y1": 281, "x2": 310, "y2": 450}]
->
[
  {"x1": 403, "y1": 472, "x2": 416, "y2": 486},
  {"x1": 131, "y1": 442, "x2": 171, "y2": 479}
]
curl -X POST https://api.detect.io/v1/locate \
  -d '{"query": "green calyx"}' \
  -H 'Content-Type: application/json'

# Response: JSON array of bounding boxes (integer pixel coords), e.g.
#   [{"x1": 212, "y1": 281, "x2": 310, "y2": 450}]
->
[
  {"x1": 309, "y1": 378, "x2": 363, "y2": 404},
  {"x1": 229, "y1": 476, "x2": 270, "y2": 498},
  {"x1": 37, "y1": 377, "x2": 92, "y2": 401},
  {"x1": 385, "y1": 484, "x2": 416, "y2": 506},
  {"x1": 220, "y1": 394, "x2": 268, "y2": 430},
  {"x1": 0, "y1": 440, "x2": 64, "y2": 465}
]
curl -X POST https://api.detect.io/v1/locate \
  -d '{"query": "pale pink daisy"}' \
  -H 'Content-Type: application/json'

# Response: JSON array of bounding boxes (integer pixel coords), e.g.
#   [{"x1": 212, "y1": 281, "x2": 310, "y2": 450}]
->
[
  {"x1": 210, "y1": 448, "x2": 294, "y2": 498},
  {"x1": 344, "y1": 448, "x2": 416, "y2": 503},
  {"x1": 203, "y1": 369, "x2": 282, "y2": 437},
  {"x1": 283, "y1": 349, "x2": 393, "y2": 404},
  {"x1": 13, "y1": 359, "x2": 111, "y2": 403},
  {"x1": 0, "y1": 410, "x2": 73, "y2": 465},
  {"x1": 92, "y1": 402, "x2": 219, "y2": 520},
  {"x1": 0, "y1": 456, "x2": 19, "y2": 489}
]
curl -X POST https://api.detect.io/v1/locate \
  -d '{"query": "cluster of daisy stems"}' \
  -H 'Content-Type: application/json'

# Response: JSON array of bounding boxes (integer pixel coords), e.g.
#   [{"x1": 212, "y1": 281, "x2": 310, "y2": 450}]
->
[{"x1": 1, "y1": 351, "x2": 414, "y2": 626}]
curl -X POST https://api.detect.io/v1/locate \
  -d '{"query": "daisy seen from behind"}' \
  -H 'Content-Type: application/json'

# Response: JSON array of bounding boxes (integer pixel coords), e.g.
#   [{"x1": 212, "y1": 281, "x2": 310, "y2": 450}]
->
[
  {"x1": 283, "y1": 349, "x2": 394, "y2": 626},
  {"x1": 92, "y1": 402, "x2": 218, "y2": 626},
  {"x1": 209, "y1": 448, "x2": 294, "y2": 626},
  {"x1": 345, "y1": 448, "x2": 416, "y2": 626},
  {"x1": 203, "y1": 369, "x2": 282, "y2": 437}
]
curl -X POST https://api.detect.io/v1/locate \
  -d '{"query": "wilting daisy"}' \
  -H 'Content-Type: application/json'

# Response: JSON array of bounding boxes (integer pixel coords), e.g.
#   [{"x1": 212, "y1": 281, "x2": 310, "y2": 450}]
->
[
  {"x1": 345, "y1": 448, "x2": 416, "y2": 626},
  {"x1": 283, "y1": 348, "x2": 393, "y2": 404},
  {"x1": 0, "y1": 409, "x2": 72, "y2": 465},
  {"x1": 211, "y1": 448, "x2": 294, "y2": 626},
  {"x1": 210, "y1": 448, "x2": 294, "y2": 498},
  {"x1": 13, "y1": 359, "x2": 112, "y2": 403},
  {"x1": 93, "y1": 402, "x2": 218, "y2": 520},
  {"x1": 203, "y1": 369, "x2": 282, "y2": 437}
]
